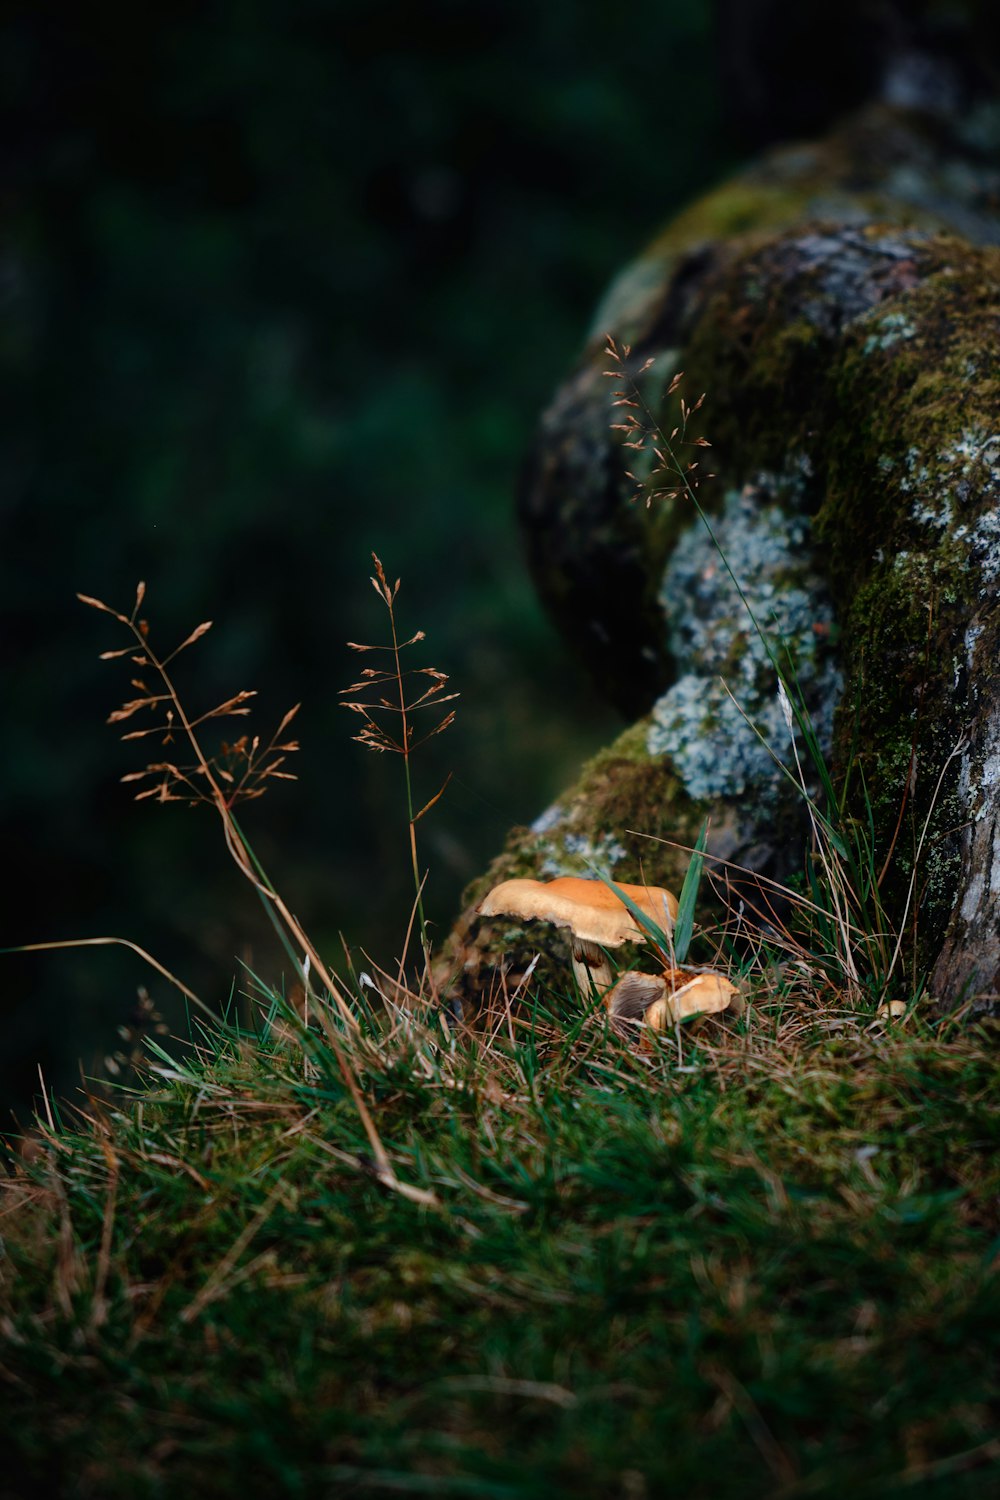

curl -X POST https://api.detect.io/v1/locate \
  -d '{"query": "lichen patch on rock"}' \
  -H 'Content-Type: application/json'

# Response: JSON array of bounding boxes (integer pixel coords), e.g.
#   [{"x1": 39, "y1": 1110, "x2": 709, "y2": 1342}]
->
[{"x1": 648, "y1": 471, "x2": 841, "y2": 806}]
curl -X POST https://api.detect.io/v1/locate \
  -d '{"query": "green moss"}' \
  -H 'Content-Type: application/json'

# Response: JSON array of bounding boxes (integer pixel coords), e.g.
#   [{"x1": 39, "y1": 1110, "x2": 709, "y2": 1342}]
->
[{"x1": 812, "y1": 240, "x2": 1000, "y2": 964}]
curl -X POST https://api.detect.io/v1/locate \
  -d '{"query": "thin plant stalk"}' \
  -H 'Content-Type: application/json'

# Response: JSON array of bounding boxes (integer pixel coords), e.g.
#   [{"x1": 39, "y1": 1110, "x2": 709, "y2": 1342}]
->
[
  {"x1": 340, "y1": 555, "x2": 457, "y2": 971},
  {"x1": 387, "y1": 582, "x2": 428, "y2": 954},
  {"x1": 6, "y1": 936, "x2": 212, "y2": 1019}
]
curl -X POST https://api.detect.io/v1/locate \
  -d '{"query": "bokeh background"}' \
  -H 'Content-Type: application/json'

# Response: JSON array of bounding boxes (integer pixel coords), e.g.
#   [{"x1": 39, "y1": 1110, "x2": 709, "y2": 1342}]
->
[{"x1": 4, "y1": 1, "x2": 743, "y2": 1120}]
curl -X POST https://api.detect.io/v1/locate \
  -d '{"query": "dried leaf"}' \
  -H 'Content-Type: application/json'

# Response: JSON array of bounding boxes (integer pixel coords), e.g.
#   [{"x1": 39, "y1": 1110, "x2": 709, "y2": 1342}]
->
[
  {"x1": 412, "y1": 772, "x2": 452, "y2": 824},
  {"x1": 410, "y1": 686, "x2": 460, "y2": 711},
  {"x1": 108, "y1": 696, "x2": 166, "y2": 724},
  {"x1": 196, "y1": 691, "x2": 257, "y2": 722},
  {"x1": 77, "y1": 593, "x2": 128, "y2": 623},
  {"x1": 172, "y1": 620, "x2": 213, "y2": 656},
  {"x1": 274, "y1": 703, "x2": 300, "y2": 737},
  {"x1": 416, "y1": 710, "x2": 456, "y2": 745}
]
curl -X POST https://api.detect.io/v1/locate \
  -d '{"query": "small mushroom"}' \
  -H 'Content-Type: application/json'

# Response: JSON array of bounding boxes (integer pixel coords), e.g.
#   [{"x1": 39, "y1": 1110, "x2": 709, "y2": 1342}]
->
[
  {"x1": 476, "y1": 875, "x2": 678, "y2": 994},
  {"x1": 605, "y1": 970, "x2": 669, "y2": 1023},
  {"x1": 607, "y1": 966, "x2": 740, "y2": 1035},
  {"x1": 645, "y1": 972, "x2": 739, "y2": 1029},
  {"x1": 874, "y1": 999, "x2": 909, "y2": 1023}
]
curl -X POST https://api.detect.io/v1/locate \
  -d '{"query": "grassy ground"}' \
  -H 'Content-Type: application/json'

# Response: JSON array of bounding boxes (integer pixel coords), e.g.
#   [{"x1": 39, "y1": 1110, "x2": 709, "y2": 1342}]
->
[{"x1": 2, "y1": 979, "x2": 997, "y2": 1499}]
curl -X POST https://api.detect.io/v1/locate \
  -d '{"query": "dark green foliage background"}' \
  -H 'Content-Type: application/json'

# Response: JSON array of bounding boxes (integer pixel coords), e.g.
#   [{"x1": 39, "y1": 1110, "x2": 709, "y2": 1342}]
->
[{"x1": 1, "y1": 1, "x2": 731, "y2": 1113}]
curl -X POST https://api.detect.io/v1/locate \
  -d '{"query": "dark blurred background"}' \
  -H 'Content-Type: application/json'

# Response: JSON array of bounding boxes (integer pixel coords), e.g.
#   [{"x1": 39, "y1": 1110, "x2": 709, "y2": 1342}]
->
[
  {"x1": 17, "y1": 0, "x2": 978, "y2": 1120},
  {"x1": 2, "y1": 0, "x2": 741, "y2": 1119}
]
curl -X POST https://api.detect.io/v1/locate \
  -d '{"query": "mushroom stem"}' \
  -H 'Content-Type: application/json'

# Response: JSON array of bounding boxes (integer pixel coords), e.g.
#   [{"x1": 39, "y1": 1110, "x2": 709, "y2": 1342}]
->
[{"x1": 571, "y1": 938, "x2": 614, "y2": 995}]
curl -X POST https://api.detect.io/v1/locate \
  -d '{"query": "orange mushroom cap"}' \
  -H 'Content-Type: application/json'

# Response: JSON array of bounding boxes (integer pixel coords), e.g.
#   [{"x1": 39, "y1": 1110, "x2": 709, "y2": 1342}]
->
[{"x1": 477, "y1": 875, "x2": 678, "y2": 947}]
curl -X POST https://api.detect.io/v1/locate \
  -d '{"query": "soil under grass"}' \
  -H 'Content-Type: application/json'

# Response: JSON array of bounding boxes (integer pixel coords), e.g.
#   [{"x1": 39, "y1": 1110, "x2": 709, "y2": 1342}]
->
[{"x1": 1, "y1": 994, "x2": 998, "y2": 1499}]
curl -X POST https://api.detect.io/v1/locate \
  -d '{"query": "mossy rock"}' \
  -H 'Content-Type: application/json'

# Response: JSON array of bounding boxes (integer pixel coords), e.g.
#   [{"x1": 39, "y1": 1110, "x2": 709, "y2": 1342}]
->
[
  {"x1": 520, "y1": 104, "x2": 1000, "y2": 716},
  {"x1": 442, "y1": 102, "x2": 1000, "y2": 1014}
]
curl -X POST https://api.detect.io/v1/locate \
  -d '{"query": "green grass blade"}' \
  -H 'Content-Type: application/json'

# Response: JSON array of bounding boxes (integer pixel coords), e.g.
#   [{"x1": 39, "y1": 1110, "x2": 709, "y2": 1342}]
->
[
  {"x1": 590, "y1": 867, "x2": 673, "y2": 955},
  {"x1": 673, "y1": 819, "x2": 708, "y2": 963}
]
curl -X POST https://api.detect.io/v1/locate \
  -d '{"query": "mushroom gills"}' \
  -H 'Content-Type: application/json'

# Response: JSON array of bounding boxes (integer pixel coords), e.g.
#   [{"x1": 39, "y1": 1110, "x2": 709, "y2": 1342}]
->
[{"x1": 607, "y1": 971, "x2": 668, "y2": 1023}]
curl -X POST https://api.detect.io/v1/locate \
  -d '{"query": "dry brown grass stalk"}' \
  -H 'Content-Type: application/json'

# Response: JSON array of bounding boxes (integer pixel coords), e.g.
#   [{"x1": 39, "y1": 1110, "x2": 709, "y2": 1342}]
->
[
  {"x1": 340, "y1": 553, "x2": 457, "y2": 966},
  {"x1": 68, "y1": 583, "x2": 438, "y2": 1203},
  {"x1": 603, "y1": 335, "x2": 713, "y2": 508}
]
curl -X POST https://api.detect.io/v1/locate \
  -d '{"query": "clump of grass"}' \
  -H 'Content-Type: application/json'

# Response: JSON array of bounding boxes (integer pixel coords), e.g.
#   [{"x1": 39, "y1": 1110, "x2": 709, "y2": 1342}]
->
[{"x1": 1, "y1": 963, "x2": 997, "y2": 1497}]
